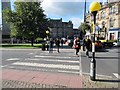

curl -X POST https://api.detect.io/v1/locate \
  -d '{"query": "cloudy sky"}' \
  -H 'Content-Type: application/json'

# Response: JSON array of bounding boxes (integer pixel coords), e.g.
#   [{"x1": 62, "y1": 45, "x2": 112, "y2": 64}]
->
[{"x1": 0, "y1": 0, "x2": 107, "y2": 28}]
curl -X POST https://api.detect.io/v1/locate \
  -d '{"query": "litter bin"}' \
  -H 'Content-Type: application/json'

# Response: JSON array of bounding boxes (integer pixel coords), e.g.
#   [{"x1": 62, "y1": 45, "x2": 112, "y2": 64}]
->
[{"x1": 41, "y1": 43, "x2": 46, "y2": 51}]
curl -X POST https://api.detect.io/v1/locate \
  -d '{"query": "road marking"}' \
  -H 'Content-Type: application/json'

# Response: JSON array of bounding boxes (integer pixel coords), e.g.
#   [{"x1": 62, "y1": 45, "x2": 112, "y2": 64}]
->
[
  {"x1": 12, "y1": 62, "x2": 79, "y2": 70},
  {"x1": 1, "y1": 65, "x2": 8, "y2": 68},
  {"x1": 4, "y1": 66, "x2": 79, "y2": 74},
  {"x1": 28, "y1": 53, "x2": 34, "y2": 55},
  {"x1": 113, "y1": 73, "x2": 120, "y2": 79},
  {"x1": 35, "y1": 55, "x2": 77, "y2": 59},
  {"x1": 79, "y1": 52, "x2": 82, "y2": 76},
  {"x1": 25, "y1": 58, "x2": 79, "y2": 63},
  {"x1": 57, "y1": 70, "x2": 79, "y2": 74},
  {"x1": 6, "y1": 58, "x2": 20, "y2": 61},
  {"x1": 82, "y1": 72, "x2": 113, "y2": 78}
]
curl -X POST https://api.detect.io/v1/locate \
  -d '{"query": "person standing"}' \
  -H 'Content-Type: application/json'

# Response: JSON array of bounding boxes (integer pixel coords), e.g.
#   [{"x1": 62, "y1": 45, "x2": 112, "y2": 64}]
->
[
  {"x1": 74, "y1": 37, "x2": 81, "y2": 55},
  {"x1": 85, "y1": 36, "x2": 92, "y2": 57}
]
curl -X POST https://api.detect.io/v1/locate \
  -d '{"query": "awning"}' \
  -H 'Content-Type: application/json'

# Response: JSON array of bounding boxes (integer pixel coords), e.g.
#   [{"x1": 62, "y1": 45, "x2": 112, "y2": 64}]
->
[{"x1": 109, "y1": 28, "x2": 120, "y2": 31}]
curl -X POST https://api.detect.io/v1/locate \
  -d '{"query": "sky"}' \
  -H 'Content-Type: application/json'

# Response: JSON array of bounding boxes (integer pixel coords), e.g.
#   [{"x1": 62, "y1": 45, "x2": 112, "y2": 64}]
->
[{"x1": 0, "y1": 0, "x2": 108, "y2": 29}]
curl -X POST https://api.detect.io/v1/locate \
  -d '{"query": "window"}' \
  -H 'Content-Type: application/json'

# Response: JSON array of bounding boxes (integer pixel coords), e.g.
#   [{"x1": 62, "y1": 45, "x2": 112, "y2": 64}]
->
[
  {"x1": 109, "y1": 5, "x2": 116, "y2": 14},
  {"x1": 109, "y1": 18, "x2": 115, "y2": 28},
  {"x1": 110, "y1": 33, "x2": 115, "y2": 40},
  {"x1": 101, "y1": 11, "x2": 105, "y2": 19}
]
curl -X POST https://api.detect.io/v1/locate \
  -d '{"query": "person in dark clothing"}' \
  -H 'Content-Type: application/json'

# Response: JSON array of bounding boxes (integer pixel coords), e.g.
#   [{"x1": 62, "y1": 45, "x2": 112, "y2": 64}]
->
[
  {"x1": 61, "y1": 39, "x2": 64, "y2": 47},
  {"x1": 85, "y1": 36, "x2": 92, "y2": 57},
  {"x1": 83, "y1": 37, "x2": 86, "y2": 51},
  {"x1": 49, "y1": 38, "x2": 54, "y2": 53},
  {"x1": 74, "y1": 37, "x2": 81, "y2": 55},
  {"x1": 55, "y1": 38, "x2": 60, "y2": 53}
]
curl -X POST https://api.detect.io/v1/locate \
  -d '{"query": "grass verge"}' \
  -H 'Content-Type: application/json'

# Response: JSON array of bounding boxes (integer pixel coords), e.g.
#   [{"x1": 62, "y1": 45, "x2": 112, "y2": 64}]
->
[{"x1": 2, "y1": 44, "x2": 42, "y2": 49}]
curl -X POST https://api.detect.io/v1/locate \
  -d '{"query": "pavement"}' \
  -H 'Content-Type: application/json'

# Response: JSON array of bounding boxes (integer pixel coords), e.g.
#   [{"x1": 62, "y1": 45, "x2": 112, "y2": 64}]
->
[
  {"x1": 2, "y1": 68, "x2": 119, "y2": 89},
  {"x1": 1, "y1": 46, "x2": 120, "y2": 89}
]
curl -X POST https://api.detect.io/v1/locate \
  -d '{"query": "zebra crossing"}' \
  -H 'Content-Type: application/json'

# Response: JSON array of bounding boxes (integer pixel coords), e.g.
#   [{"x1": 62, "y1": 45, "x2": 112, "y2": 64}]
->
[{"x1": 3, "y1": 52, "x2": 81, "y2": 75}]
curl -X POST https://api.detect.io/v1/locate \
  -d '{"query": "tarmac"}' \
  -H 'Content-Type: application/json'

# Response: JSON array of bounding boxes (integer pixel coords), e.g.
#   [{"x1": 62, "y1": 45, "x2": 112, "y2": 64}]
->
[{"x1": 1, "y1": 47, "x2": 120, "y2": 89}]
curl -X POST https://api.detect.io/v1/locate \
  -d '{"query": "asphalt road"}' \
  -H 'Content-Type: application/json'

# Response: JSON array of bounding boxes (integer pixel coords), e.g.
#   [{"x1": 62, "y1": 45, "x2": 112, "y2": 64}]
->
[
  {"x1": 1, "y1": 47, "x2": 119, "y2": 79},
  {"x1": 81, "y1": 47, "x2": 119, "y2": 79}
]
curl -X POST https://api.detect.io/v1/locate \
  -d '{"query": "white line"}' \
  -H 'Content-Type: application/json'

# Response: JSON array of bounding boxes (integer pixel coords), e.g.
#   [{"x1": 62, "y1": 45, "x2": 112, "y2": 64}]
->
[
  {"x1": 57, "y1": 70, "x2": 79, "y2": 74},
  {"x1": 1, "y1": 65, "x2": 8, "y2": 67},
  {"x1": 35, "y1": 55, "x2": 77, "y2": 59},
  {"x1": 6, "y1": 58, "x2": 20, "y2": 61},
  {"x1": 6, "y1": 66, "x2": 79, "y2": 74},
  {"x1": 79, "y1": 52, "x2": 82, "y2": 76},
  {"x1": 82, "y1": 72, "x2": 113, "y2": 78},
  {"x1": 25, "y1": 58, "x2": 79, "y2": 63},
  {"x1": 12, "y1": 62, "x2": 79, "y2": 70},
  {"x1": 113, "y1": 73, "x2": 120, "y2": 79},
  {"x1": 28, "y1": 53, "x2": 34, "y2": 55}
]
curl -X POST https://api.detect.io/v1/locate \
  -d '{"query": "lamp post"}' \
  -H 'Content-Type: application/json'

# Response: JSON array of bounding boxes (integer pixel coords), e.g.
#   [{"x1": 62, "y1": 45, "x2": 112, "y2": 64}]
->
[
  {"x1": 46, "y1": 30, "x2": 49, "y2": 51},
  {"x1": 89, "y1": 2, "x2": 101, "y2": 81}
]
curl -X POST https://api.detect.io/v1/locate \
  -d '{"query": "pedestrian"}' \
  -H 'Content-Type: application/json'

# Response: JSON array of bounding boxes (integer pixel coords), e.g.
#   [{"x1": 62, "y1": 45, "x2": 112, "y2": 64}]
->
[
  {"x1": 85, "y1": 36, "x2": 92, "y2": 57},
  {"x1": 55, "y1": 38, "x2": 60, "y2": 53},
  {"x1": 73, "y1": 37, "x2": 81, "y2": 55},
  {"x1": 49, "y1": 38, "x2": 54, "y2": 53},
  {"x1": 61, "y1": 39, "x2": 64, "y2": 47},
  {"x1": 83, "y1": 37, "x2": 86, "y2": 51}
]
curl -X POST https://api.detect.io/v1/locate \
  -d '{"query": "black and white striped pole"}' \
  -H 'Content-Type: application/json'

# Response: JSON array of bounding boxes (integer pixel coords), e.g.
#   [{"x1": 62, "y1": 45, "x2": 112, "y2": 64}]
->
[{"x1": 89, "y1": 2, "x2": 101, "y2": 81}]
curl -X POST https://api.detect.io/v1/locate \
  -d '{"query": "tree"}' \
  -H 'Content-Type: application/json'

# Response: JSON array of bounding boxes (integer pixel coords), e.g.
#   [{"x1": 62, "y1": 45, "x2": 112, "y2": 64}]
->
[
  {"x1": 3, "y1": 2, "x2": 49, "y2": 46},
  {"x1": 78, "y1": 22, "x2": 91, "y2": 39}
]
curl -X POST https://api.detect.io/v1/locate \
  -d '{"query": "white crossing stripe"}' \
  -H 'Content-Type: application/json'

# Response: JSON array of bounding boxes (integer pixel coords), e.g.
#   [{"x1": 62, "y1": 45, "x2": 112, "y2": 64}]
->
[
  {"x1": 6, "y1": 58, "x2": 20, "y2": 61},
  {"x1": 35, "y1": 55, "x2": 77, "y2": 59},
  {"x1": 25, "y1": 58, "x2": 79, "y2": 63},
  {"x1": 12, "y1": 62, "x2": 79, "y2": 70},
  {"x1": 28, "y1": 53, "x2": 34, "y2": 55},
  {"x1": 1, "y1": 65, "x2": 8, "y2": 67},
  {"x1": 113, "y1": 73, "x2": 120, "y2": 79}
]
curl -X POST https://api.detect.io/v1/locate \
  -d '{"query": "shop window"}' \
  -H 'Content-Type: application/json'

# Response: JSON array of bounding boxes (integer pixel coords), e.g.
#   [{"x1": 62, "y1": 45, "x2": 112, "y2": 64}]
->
[{"x1": 110, "y1": 33, "x2": 115, "y2": 40}]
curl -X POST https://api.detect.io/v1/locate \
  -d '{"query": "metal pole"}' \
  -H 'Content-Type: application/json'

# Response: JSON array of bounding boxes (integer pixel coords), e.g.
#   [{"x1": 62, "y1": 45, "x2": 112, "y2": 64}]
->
[
  {"x1": 90, "y1": 11, "x2": 97, "y2": 81},
  {"x1": 84, "y1": 0, "x2": 86, "y2": 22}
]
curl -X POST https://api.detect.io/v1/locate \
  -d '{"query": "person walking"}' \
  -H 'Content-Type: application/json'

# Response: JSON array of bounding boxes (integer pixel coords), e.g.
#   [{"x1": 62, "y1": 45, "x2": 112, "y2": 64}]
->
[
  {"x1": 60, "y1": 39, "x2": 64, "y2": 47},
  {"x1": 83, "y1": 37, "x2": 86, "y2": 51},
  {"x1": 49, "y1": 38, "x2": 54, "y2": 53},
  {"x1": 85, "y1": 36, "x2": 92, "y2": 57},
  {"x1": 74, "y1": 37, "x2": 81, "y2": 55},
  {"x1": 55, "y1": 38, "x2": 60, "y2": 53}
]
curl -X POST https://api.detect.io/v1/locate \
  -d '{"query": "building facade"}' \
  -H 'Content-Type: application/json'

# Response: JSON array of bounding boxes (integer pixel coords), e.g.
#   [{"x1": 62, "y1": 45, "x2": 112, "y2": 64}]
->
[
  {"x1": 86, "y1": 1, "x2": 120, "y2": 41},
  {"x1": 49, "y1": 18, "x2": 73, "y2": 39},
  {"x1": 2, "y1": 1, "x2": 11, "y2": 41}
]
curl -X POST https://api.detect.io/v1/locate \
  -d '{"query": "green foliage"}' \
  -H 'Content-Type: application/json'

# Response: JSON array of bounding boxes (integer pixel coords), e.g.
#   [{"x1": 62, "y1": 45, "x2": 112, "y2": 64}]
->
[
  {"x1": 78, "y1": 22, "x2": 91, "y2": 37},
  {"x1": 3, "y1": 2, "x2": 49, "y2": 46},
  {"x1": 36, "y1": 37, "x2": 44, "y2": 41},
  {"x1": 78, "y1": 22, "x2": 91, "y2": 32}
]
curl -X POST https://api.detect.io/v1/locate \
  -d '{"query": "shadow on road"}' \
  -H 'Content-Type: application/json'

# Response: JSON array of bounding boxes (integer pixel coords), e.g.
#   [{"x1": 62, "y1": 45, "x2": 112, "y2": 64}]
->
[
  {"x1": 95, "y1": 49, "x2": 109, "y2": 52},
  {"x1": 96, "y1": 79, "x2": 120, "y2": 83}
]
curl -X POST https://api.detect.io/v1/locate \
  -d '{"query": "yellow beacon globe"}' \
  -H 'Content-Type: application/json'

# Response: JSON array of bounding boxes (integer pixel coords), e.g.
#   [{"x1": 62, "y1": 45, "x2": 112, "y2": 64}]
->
[{"x1": 89, "y1": 2, "x2": 101, "y2": 13}]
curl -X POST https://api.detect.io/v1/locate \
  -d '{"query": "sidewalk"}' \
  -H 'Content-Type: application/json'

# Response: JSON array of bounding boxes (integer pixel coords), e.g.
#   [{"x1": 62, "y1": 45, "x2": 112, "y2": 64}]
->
[
  {"x1": 2, "y1": 69, "x2": 119, "y2": 88},
  {"x1": 2, "y1": 69, "x2": 83, "y2": 88}
]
